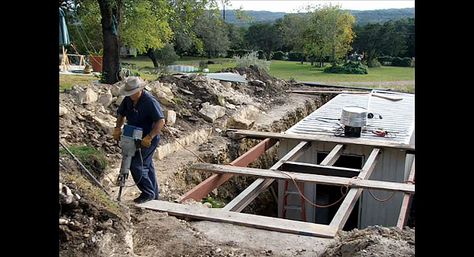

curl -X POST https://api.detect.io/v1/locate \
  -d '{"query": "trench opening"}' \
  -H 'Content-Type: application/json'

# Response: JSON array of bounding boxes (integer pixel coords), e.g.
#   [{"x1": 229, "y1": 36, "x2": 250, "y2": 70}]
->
[
  {"x1": 202, "y1": 97, "x2": 334, "y2": 218},
  {"x1": 315, "y1": 153, "x2": 363, "y2": 230}
]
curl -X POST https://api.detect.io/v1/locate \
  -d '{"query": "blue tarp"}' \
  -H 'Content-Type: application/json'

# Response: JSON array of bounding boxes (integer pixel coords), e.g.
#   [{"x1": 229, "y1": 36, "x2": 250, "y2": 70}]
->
[{"x1": 59, "y1": 8, "x2": 70, "y2": 46}]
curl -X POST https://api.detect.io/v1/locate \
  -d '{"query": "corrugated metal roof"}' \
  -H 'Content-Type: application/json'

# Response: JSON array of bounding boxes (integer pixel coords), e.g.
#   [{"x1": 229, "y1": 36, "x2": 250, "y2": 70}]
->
[{"x1": 287, "y1": 91, "x2": 414, "y2": 145}]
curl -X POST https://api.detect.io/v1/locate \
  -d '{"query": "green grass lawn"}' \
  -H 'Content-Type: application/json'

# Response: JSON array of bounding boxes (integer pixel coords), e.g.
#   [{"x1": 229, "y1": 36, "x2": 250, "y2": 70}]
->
[
  {"x1": 60, "y1": 57, "x2": 414, "y2": 92},
  {"x1": 59, "y1": 74, "x2": 98, "y2": 92},
  {"x1": 121, "y1": 56, "x2": 235, "y2": 73},
  {"x1": 268, "y1": 61, "x2": 414, "y2": 82}
]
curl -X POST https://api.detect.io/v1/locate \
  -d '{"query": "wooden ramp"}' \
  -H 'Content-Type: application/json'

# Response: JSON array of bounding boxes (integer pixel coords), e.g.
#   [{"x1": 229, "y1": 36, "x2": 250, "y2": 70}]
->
[{"x1": 136, "y1": 200, "x2": 337, "y2": 238}]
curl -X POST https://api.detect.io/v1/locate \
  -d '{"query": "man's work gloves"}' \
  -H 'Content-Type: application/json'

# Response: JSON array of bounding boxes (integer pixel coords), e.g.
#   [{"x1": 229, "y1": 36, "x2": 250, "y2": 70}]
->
[
  {"x1": 113, "y1": 127, "x2": 121, "y2": 141},
  {"x1": 141, "y1": 135, "x2": 153, "y2": 148},
  {"x1": 113, "y1": 127, "x2": 153, "y2": 147}
]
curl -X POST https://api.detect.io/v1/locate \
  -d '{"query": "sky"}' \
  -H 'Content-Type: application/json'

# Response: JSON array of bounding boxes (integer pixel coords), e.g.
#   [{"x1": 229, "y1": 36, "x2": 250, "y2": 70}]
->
[{"x1": 227, "y1": 1, "x2": 415, "y2": 13}]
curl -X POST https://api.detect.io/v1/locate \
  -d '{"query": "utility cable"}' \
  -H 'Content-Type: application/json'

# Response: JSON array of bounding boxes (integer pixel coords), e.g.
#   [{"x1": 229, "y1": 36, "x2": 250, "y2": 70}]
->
[{"x1": 276, "y1": 169, "x2": 349, "y2": 208}]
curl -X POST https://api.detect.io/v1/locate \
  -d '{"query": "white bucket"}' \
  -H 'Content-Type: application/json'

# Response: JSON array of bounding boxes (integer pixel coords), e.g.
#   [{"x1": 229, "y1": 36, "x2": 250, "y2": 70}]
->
[{"x1": 340, "y1": 106, "x2": 368, "y2": 127}]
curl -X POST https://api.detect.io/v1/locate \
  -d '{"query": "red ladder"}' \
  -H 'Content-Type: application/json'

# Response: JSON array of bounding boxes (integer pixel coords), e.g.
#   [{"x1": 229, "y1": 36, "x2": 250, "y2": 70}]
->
[{"x1": 282, "y1": 180, "x2": 306, "y2": 222}]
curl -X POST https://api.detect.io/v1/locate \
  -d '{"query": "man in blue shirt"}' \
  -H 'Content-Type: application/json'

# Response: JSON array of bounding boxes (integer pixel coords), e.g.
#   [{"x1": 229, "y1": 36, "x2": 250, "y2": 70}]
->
[{"x1": 113, "y1": 77, "x2": 165, "y2": 204}]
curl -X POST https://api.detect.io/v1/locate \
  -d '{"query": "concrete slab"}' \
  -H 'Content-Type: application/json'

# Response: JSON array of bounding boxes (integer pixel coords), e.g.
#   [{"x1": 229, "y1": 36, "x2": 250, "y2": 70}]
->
[{"x1": 191, "y1": 220, "x2": 334, "y2": 256}]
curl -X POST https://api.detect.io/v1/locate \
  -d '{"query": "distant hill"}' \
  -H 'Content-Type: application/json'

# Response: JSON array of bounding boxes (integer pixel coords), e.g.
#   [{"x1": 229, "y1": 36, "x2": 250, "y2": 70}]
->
[
  {"x1": 225, "y1": 10, "x2": 287, "y2": 26},
  {"x1": 349, "y1": 8, "x2": 414, "y2": 25},
  {"x1": 225, "y1": 8, "x2": 414, "y2": 26}
]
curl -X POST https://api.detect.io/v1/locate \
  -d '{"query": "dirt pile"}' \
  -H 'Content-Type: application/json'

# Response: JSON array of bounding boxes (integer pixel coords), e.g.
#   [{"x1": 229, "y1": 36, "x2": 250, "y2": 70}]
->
[
  {"x1": 60, "y1": 68, "x2": 288, "y2": 156},
  {"x1": 59, "y1": 157, "x2": 132, "y2": 257},
  {"x1": 321, "y1": 226, "x2": 415, "y2": 257},
  {"x1": 60, "y1": 84, "x2": 120, "y2": 155},
  {"x1": 223, "y1": 65, "x2": 290, "y2": 97}
]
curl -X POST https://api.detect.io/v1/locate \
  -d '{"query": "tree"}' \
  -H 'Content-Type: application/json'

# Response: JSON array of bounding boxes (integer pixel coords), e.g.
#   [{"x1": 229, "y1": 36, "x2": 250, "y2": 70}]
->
[
  {"x1": 394, "y1": 18, "x2": 414, "y2": 57},
  {"x1": 63, "y1": 0, "x2": 103, "y2": 55},
  {"x1": 352, "y1": 23, "x2": 383, "y2": 66},
  {"x1": 193, "y1": 10, "x2": 230, "y2": 58},
  {"x1": 154, "y1": 43, "x2": 179, "y2": 66},
  {"x1": 120, "y1": 0, "x2": 173, "y2": 68},
  {"x1": 64, "y1": 0, "x2": 172, "y2": 82},
  {"x1": 226, "y1": 23, "x2": 245, "y2": 50},
  {"x1": 352, "y1": 18, "x2": 414, "y2": 66},
  {"x1": 277, "y1": 13, "x2": 309, "y2": 52},
  {"x1": 97, "y1": 0, "x2": 122, "y2": 84},
  {"x1": 245, "y1": 23, "x2": 283, "y2": 60},
  {"x1": 303, "y1": 5, "x2": 355, "y2": 67},
  {"x1": 168, "y1": 0, "x2": 210, "y2": 56}
]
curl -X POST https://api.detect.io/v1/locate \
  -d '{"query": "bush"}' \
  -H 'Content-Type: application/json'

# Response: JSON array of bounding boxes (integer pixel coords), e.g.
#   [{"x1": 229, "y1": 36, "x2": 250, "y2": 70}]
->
[
  {"x1": 257, "y1": 50, "x2": 265, "y2": 59},
  {"x1": 367, "y1": 58, "x2": 381, "y2": 68},
  {"x1": 378, "y1": 56, "x2": 394, "y2": 64},
  {"x1": 288, "y1": 52, "x2": 305, "y2": 61},
  {"x1": 272, "y1": 51, "x2": 286, "y2": 60},
  {"x1": 235, "y1": 49, "x2": 252, "y2": 57},
  {"x1": 155, "y1": 43, "x2": 179, "y2": 66},
  {"x1": 226, "y1": 49, "x2": 235, "y2": 58},
  {"x1": 199, "y1": 60, "x2": 208, "y2": 70},
  {"x1": 391, "y1": 57, "x2": 412, "y2": 67},
  {"x1": 234, "y1": 51, "x2": 271, "y2": 72},
  {"x1": 324, "y1": 61, "x2": 368, "y2": 74}
]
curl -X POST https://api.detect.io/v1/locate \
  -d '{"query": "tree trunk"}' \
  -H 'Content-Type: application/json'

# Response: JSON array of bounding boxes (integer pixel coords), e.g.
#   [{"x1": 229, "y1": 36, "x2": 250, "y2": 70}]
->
[
  {"x1": 331, "y1": 47, "x2": 336, "y2": 66},
  {"x1": 146, "y1": 48, "x2": 159, "y2": 68},
  {"x1": 98, "y1": 0, "x2": 122, "y2": 84},
  {"x1": 320, "y1": 61, "x2": 324, "y2": 68}
]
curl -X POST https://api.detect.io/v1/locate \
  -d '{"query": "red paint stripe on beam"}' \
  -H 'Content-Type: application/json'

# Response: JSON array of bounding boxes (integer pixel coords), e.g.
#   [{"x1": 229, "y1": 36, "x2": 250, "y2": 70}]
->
[{"x1": 178, "y1": 138, "x2": 277, "y2": 202}]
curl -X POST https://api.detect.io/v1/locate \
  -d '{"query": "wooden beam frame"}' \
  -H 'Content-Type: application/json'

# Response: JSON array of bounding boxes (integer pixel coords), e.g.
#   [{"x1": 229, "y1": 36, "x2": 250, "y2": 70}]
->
[
  {"x1": 329, "y1": 148, "x2": 381, "y2": 230},
  {"x1": 191, "y1": 162, "x2": 414, "y2": 194},
  {"x1": 320, "y1": 144, "x2": 344, "y2": 166},
  {"x1": 137, "y1": 200, "x2": 337, "y2": 237},
  {"x1": 230, "y1": 129, "x2": 415, "y2": 151},
  {"x1": 281, "y1": 161, "x2": 359, "y2": 178},
  {"x1": 223, "y1": 141, "x2": 310, "y2": 212},
  {"x1": 397, "y1": 158, "x2": 415, "y2": 228},
  {"x1": 177, "y1": 138, "x2": 278, "y2": 202},
  {"x1": 145, "y1": 141, "x2": 412, "y2": 238}
]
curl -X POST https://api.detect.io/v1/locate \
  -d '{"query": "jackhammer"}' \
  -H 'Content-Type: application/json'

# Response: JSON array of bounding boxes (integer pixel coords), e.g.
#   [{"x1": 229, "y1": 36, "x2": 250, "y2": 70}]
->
[{"x1": 116, "y1": 124, "x2": 143, "y2": 202}]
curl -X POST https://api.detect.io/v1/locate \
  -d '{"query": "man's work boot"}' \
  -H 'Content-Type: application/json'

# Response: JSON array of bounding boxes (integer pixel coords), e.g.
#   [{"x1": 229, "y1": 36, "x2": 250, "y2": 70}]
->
[{"x1": 133, "y1": 194, "x2": 154, "y2": 204}]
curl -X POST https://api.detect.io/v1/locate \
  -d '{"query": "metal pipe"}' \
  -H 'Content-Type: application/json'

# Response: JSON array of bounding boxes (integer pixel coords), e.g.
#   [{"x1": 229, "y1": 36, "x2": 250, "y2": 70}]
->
[{"x1": 59, "y1": 142, "x2": 110, "y2": 197}]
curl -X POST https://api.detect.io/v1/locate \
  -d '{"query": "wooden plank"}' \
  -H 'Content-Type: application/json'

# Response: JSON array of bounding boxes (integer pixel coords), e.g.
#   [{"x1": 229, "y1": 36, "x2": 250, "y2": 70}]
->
[
  {"x1": 300, "y1": 81, "x2": 375, "y2": 91},
  {"x1": 137, "y1": 200, "x2": 337, "y2": 238},
  {"x1": 177, "y1": 138, "x2": 278, "y2": 202},
  {"x1": 329, "y1": 148, "x2": 381, "y2": 230},
  {"x1": 287, "y1": 90, "x2": 368, "y2": 95},
  {"x1": 282, "y1": 161, "x2": 359, "y2": 178},
  {"x1": 397, "y1": 158, "x2": 415, "y2": 228},
  {"x1": 223, "y1": 141, "x2": 310, "y2": 212},
  {"x1": 191, "y1": 162, "x2": 414, "y2": 193},
  {"x1": 320, "y1": 144, "x2": 344, "y2": 166},
  {"x1": 230, "y1": 130, "x2": 415, "y2": 151},
  {"x1": 372, "y1": 93, "x2": 403, "y2": 101}
]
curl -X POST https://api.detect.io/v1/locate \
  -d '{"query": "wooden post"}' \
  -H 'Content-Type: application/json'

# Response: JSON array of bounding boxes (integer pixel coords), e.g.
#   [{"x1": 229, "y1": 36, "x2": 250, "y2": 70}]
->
[
  {"x1": 397, "y1": 158, "x2": 415, "y2": 228},
  {"x1": 329, "y1": 148, "x2": 381, "y2": 230}
]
